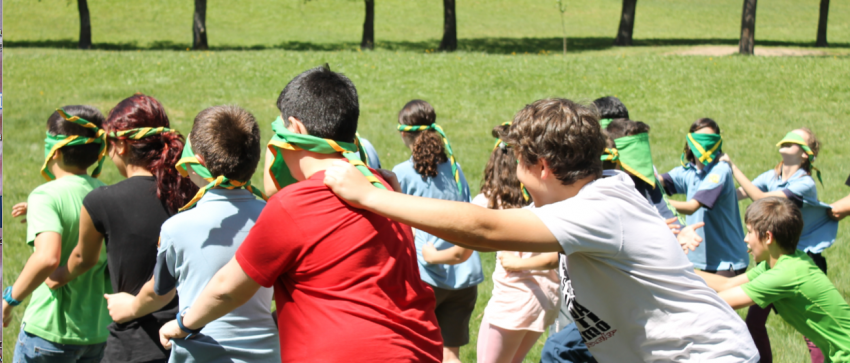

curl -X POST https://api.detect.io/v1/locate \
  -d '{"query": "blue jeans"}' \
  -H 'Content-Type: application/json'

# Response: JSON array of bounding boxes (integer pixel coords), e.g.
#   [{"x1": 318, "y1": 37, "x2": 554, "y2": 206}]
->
[
  {"x1": 540, "y1": 323, "x2": 597, "y2": 363},
  {"x1": 13, "y1": 326, "x2": 106, "y2": 363}
]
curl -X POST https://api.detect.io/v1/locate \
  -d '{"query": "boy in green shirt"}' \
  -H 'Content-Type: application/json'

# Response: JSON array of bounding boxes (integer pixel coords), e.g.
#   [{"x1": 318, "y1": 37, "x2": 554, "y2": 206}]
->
[
  {"x1": 3, "y1": 106, "x2": 113, "y2": 362},
  {"x1": 697, "y1": 196, "x2": 850, "y2": 363}
]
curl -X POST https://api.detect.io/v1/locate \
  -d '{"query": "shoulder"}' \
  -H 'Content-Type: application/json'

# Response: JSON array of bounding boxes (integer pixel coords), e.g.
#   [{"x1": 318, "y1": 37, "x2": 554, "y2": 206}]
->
[
  {"x1": 712, "y1": 161, "x2": 732, "y2": 174},
  {"x1": 392, "y1": 159, "x2": 414, "y2": 173}
]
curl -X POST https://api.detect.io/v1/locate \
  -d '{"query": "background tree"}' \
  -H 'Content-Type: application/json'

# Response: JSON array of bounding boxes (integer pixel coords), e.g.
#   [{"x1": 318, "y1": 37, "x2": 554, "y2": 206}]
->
[
  {"x1": 361, "y1": 0, "x2": 375, "y2": 50},
  {"x1": 438, "y1": 0, "x2": 457, "y2": 51},
  {"x1": 193, "y1": 0, "x2": 208, "y2": 50},
  {"x1": 77, "y1": 0, "x2": 92, "y2": 49},
  {"x1": 738, "y1": 0, "x2": 757, "y2": 55},
  {"x1": 556, "y1": 0, "x2": 567, "y2": 55},
  {"x1": 613, "y1": 0, "x2": 637, "y2": 46},
  {"x1": 816, "y1": 0, "x2": 829, "y2": 47}
]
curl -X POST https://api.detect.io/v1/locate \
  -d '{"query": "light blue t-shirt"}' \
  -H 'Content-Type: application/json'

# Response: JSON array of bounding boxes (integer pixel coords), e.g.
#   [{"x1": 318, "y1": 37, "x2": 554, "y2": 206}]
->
[
  {"x1": 359, "y1": 138, "x2": 382, "y2": 169},
  {"x1": 663, "y1": 161, "x2": 748, "y2": 271},
  {"x1": 752, "y1": 168, "x2": 838, "y2": 253},
  {"x1": 155, "y1": 189, "x2": 280, "y2": 363},
  {"x1": 392, "y1": 158, "x2": 484, "y2": 290}
]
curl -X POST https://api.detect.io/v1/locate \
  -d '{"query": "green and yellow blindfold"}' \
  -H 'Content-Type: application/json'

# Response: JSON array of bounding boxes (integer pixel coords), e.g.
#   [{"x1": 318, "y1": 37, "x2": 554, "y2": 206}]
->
[
  {"x1": 41, "y1": 108, "x2": 108, "y2": 181},
  {"x1": 601, "y1": 132, "x2": 656, "y2": 188},
  {"x1": 681, "y1": 133, "x2": 722, "y2": 168},
  {"x1": 777, "y1": 131, "x2": 822, "y2": 185},
  {"x1": 268, "y1": 117, "x2": 386, "y2": 191}
]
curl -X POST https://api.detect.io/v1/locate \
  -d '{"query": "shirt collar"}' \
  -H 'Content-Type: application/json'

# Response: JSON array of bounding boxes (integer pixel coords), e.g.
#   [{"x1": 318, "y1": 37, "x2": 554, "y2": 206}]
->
[{"x1": 196, "y1": 188, "x2": 257, "y2": 206}]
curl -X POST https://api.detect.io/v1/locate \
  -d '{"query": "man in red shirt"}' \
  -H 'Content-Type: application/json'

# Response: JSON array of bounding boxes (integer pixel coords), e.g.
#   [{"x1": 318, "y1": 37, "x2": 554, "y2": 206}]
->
[{"x1": 159, "y1": 66, "x2": 443, "y2": 363}]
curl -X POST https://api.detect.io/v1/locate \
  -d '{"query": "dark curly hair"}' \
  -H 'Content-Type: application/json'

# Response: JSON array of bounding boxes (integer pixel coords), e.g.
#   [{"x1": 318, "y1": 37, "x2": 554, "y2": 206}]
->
[
  {"x1": 502, "y1": 99, "x2": 605, "y2": 186},
  {"x1": 106, "y1": 94, "x2": 198, "y2": 214},
  {"x1": 481, "y1": 124, "x2": 531, "y2": 209},
  {"x1": 398, "y1": 100, "x2": 447, "y2": 178}
]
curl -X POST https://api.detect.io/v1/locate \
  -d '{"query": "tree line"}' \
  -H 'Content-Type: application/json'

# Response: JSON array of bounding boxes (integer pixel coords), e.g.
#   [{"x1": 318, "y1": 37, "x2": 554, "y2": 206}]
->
[{"x1": 72, "y1": 0, "x2": 832, "y2": 54}]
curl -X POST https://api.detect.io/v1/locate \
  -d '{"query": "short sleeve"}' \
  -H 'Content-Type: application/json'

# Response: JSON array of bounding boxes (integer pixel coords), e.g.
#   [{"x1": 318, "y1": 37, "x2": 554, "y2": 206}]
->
[
  {"x1": 746, "y1": 261, "x2": 768, "y2": 281},
  {"x1": 153, "y1": 234, "x2": 177, "y2": 296},
  {"x1": 785, "y1": 175, "x2": 817, "y2": 202},
  {"x1": 26, "y1": 189, "x2": 63, "y2": 246},
  {"x1": 741, "y1": 266, "x2": 797, "y2": 308},
  {"x1": 82, "y1": 188, "x2": 108, "y2": 236},
  {"x1": 692, "y1": 163, "x2": 729, "y2": 209},
  {"x1": 531, "y1": 199, "x2": 621, "y2": 256},
  {"x1": 235, "y1": 197, "x2": 304, "y2": 288},
  {"x1": 661, "y1": 168, "x2": 686, "y2": 196}
]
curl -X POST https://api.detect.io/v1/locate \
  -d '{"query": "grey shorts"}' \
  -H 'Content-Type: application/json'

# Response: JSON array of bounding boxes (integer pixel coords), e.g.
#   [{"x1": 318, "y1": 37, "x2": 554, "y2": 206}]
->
[{"x1": 431, "y1": 284, "x2": 478, "y2": 347}]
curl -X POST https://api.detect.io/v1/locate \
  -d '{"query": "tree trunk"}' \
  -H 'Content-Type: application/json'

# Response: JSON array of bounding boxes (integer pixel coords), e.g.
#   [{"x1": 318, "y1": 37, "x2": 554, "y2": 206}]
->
[
  {"x1": 361, "y1": 0, "x2": 375, "y2": 50},
  {"x1": 438, "y1": 0, "x2": 457, "y2": 51},
  {"x1": 738, "y1": 0, "x2": 757, "y2": 55},
  {"x1": 77, "y1": 0, "x2": 92, "y2": 49},
  {"x1": 193, "y1": 0, "x2": 208, "y2": 50},
  {"x1": 613, "y1": 0, "x2": 637, "y2": 46},
  {"x1": 815, "y1": 0, "x2": 829, "y2": 47}
]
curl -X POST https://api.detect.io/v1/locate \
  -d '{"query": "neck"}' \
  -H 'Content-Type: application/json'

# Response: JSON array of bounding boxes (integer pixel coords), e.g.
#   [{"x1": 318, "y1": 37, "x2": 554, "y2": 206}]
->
[
  {"x1": 532, "y1": 174, "x2": 597, "y2": 207},
  {"x1": 300, "y1": 152, "x2": 346, "y2": 180},
  {"x1": 50, "y1": 163, "x2": 88, "y2": 179},
  {"x1": 694, "y1": 161, "x2": 705, "y2": 171},
  {"x1": 125, "y1": 163, "x2": 154, "y2": 178},
  {"x1": 780, "y1": 163, "x2": 801, "y2": 181},
  {"x1": 767, "y1": 246, "x2": 787, "y2": 269}
]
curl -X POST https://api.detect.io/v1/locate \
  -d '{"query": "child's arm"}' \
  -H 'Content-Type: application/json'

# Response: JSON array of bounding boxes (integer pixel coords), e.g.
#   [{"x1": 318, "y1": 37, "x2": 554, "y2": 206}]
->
[
  {"x1": 263, "y1": 148, "x2": 280, "y2": 198},
  {"x1": 11, "y1": 202, "x2": 28, "y2": 223},
  {"x1": 668, "y1": 199, "x2": 702, "y2": 215},
  {"x1": 46, "y1": 207, "x2": 104, "y2": 289},
  {"x1": 719, "y1": 154, "x2": 785, "y2": 201},
  {"x1": 159, "y1": 257, "x2": 262, "y2": 348},
  {"x1": 322, "y1": 161, "x2": 561, "y2": 253},
  {"x1": 674, "y1": 221, "x2": 705, "y2": 254},
  {"x1": 830, "y1": 193, "x2": 850, "y2": 221},
  {"x1": 718, "y1": 287, "x2": 757, "y2": 310},
  {"x1": 422, "y1": 243, "x2": 473, "y2": 265},
  {"x1": 499, "y1": 252, "x2": 559, "y2": 271},
  {"x1": 3, "y1": 232, "x2": 63, "y2": 327},
  {"x1": 695, "y1": 269, "x2": 751, "y2": 292},
  {"x1": 105, "y1": 277, "x2": 176, "y2": 324}
]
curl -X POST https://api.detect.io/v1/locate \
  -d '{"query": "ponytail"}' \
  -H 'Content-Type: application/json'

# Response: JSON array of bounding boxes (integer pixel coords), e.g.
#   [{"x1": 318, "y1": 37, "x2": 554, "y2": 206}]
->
[{"x1": 411, "y1": 131, "x2": 447, "y2": 178}]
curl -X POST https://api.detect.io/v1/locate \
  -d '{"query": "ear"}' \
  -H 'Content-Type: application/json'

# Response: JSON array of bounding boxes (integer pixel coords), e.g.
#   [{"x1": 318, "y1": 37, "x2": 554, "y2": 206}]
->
[
  {"x1": 194, "y1": 154, "x2": 206, "y2": 167},
  {"x1": 287, "y1": 117, "x2": 308, "y2": 135},
  {"x1": 764, "y1": 230, "x2": 774, "y2": 245},
  {"x1": 52, "y1": 149, "x2": 63, "y2": 161},
  {"x1": 112, "y1": 139, "x2": 127, "y2": 155},
  {"x1": 539, "y1": 158, "x2": 552, "y2": 180}
]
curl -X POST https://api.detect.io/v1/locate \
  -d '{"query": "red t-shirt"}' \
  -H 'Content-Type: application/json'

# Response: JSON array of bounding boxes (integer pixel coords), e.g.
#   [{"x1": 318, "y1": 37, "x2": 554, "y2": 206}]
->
[{"x1": 236, "y1": 171, "x2": 443, "y2": 363}]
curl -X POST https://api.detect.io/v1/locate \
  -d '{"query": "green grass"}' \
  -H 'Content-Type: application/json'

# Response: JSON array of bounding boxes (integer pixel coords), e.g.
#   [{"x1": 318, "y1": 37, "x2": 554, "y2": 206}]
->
[{"x1": 3, "y1": 1, "x2": 850, "y2": 362}]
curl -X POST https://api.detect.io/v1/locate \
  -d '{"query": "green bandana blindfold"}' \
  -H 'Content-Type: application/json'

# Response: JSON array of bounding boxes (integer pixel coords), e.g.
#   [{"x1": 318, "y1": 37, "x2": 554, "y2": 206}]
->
[
  {"x1": 175, "y1": 136, "x2": 267, "y2": 211},
  {"x1": 267, "y1": 117, "x2": 386, "y2": 191},
  {"x1": 601, "y1": 132, "x2": 656, "y2": 188},
  {"x1": 599, "y1": 118, "x2": 614, "y2": 129},
  {"x1": 681, "y1": 133, "x2": 723, "y2": 167},
  {"x1": 777, "y1": 131, "x2": 822, "y2": 185},
  {"x1": 41, "y1": 108, "x2": 108, "y2": 181},
  {"x1": 398, "y1": 123, "x2": 463, "y2": 195}
]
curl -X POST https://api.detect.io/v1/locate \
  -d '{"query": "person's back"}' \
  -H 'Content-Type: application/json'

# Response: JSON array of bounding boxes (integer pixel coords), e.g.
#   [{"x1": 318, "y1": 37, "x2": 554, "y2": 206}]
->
[
  {"x1": 238, "y1": 170, "x2": 441, "y2": 361},
  {"x1": 158, "y1": 189, "x2": 278, "y2": 363},
  {"x1": 23, "y1": 175, "x2": 111, "y2": 342}
]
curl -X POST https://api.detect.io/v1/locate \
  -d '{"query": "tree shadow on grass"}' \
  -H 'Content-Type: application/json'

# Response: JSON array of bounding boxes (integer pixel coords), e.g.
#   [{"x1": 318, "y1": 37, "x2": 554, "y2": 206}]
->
[{"x1": 5, "y1": 37, "x2": 849, "y2": 54}]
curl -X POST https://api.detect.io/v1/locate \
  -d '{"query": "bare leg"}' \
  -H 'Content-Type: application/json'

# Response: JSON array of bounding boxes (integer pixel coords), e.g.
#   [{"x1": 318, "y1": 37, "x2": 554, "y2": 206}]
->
[{"x1": 444, "y1": 346, "x2": 462, "y2": 363}]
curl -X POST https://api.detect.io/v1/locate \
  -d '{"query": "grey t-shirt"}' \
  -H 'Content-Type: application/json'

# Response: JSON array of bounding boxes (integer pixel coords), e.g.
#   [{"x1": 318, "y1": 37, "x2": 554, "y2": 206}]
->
[{"x1": 155, "y1": 189, "x2": 280, "y2": 363}]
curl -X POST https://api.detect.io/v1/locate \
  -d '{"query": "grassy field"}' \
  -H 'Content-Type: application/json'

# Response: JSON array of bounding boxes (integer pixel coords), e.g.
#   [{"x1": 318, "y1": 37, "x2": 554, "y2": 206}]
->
[{"x1": 3, "y1": 0, "x2": 850, "y2": 362}]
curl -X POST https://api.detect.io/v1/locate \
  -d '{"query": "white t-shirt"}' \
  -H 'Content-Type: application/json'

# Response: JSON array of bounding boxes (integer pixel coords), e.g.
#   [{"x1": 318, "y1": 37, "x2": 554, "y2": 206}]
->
[{"x1": 532, "y1": 170, "x2": 758, "y2": 363}]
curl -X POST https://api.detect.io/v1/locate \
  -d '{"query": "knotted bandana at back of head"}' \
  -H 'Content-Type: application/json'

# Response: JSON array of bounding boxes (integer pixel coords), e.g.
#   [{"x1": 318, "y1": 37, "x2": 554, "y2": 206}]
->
[
  {"x1": 601, "y1": 132, "x2": 656, "y2": 188},
  {"x1": 398, "y1": 122, "x2": 463, "y2": 195},
  {"x1": 777, "y1": 131, "x2": 823, "y2": 185},
  {"x1": 681, "y1": 133, "x2": 723, "y2": 168},
  {"x1": 41, "y1": 108, "x2": 108, "y2": 181},
  {"x1": 175, "y1": 136, "x2": 268, "y2": 211},
  {"x1": 268, "y1": 116, "x2": 387, "y2": 191}
]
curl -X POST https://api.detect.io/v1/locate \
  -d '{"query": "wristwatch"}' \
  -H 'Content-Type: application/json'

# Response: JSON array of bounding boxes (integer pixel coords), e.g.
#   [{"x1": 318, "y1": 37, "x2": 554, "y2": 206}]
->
[
  {"x1": 3, "y1": 287, "x2": 22, "y2": 306},
  {"x1": 176, "y1": 308, "x2": 204, "y2": 339}
]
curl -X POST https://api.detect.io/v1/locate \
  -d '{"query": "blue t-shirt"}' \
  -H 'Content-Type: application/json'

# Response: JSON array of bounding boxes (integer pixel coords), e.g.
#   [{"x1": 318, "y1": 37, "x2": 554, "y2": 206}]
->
[
  {"x1": 155, "y1": 189, "x2": 280, "y2": 363},
  {"x1": 359, "y1": 138, "x2": 382, "y2": 170},
  {"x1": 392, "y1": 158, "x2": 484, "y2": 290},
  {"x1": 752, "y1": 168, "x2": 838, "y2": 253},
  {"x1": 662, "y1": 161, "x2": 748, "y2": 271}
]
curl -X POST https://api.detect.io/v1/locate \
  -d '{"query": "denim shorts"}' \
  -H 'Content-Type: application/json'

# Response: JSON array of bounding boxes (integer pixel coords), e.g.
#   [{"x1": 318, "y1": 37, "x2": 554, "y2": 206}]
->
[{"x1": 13, "y1": 325, "x2": 106, "y2": 363}]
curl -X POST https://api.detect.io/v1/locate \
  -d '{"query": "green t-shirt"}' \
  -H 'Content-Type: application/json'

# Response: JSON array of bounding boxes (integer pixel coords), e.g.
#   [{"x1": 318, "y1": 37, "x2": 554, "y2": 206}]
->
[
  {"x1": 22, "y1": 175, "x2": 112, "y2": 345},
  {"x1": 742, "y1": 250, "x2": 850, "y2": 362}
]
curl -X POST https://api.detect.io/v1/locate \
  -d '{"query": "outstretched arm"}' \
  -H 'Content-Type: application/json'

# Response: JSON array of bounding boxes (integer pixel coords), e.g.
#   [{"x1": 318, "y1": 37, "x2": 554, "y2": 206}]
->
[
  {"x1": 499, "y1": 252, "x2": 559, "y2": 271},
  {"x1": 323, "y1": 161, "x2": 561, "y2": 253},
  {"x1": 159, "y1": 257, "x2": 261, "y2": 349},
  {"x1": 669, "y1": 199, "x2": 703, "y2": 215},
  {"x1": 695, "y1": 269, "x2": 750, "y2": 292},
  {"x1": 105, "y1": 277, "x2": 176, "y2": 324},
  {"x1": 46, "y1": 207, "x2": 104, "y2": 289},
  {"x1": 422, "y1": 243, "x2": 474, "y2": 265},
  {"x1": 719, "y1": 155, "x2": 785, "y2": 201},
  {"x1": 830, "y1": 194, "x2": 850, "y2": 221}
]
